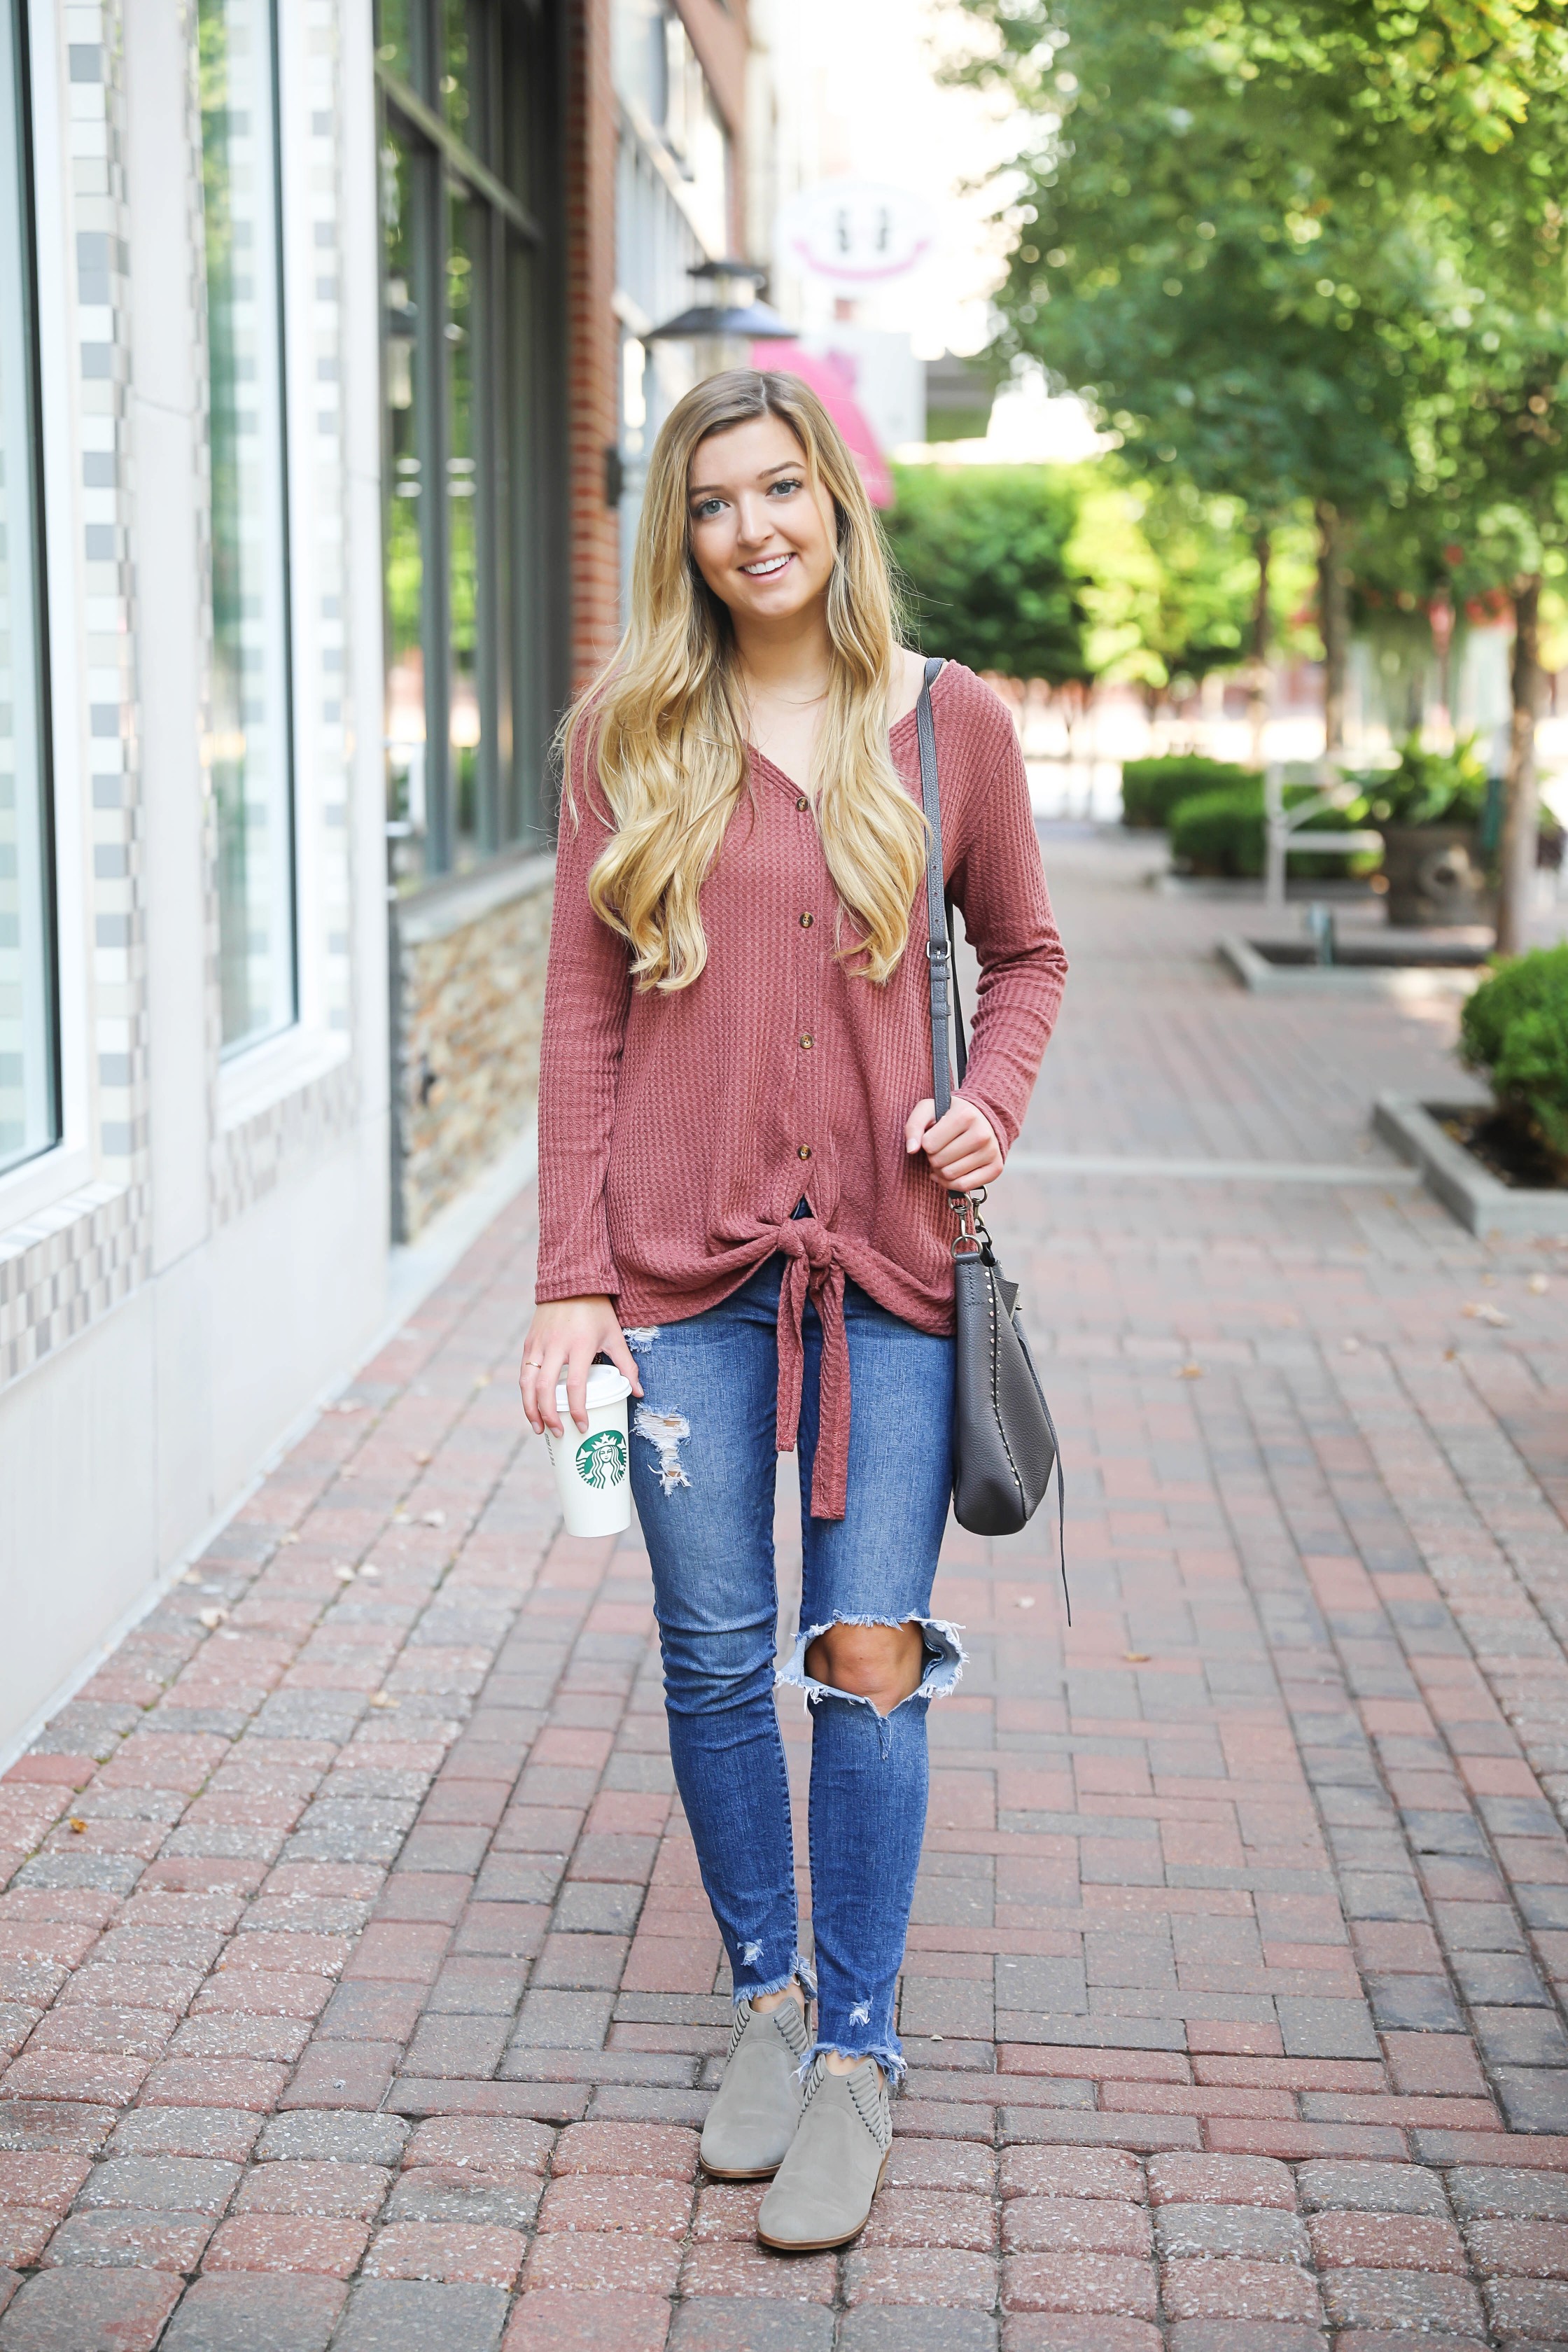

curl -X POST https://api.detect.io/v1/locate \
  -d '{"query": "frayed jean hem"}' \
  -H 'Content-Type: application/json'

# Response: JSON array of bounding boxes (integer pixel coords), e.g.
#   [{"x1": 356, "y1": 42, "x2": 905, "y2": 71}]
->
[
  {"x1": 799, "y1": 2037, "x2": 906, "y2": 2088},
  {"x1": 735, "y1": 1954, "x2": 817, "y2": 2005}
]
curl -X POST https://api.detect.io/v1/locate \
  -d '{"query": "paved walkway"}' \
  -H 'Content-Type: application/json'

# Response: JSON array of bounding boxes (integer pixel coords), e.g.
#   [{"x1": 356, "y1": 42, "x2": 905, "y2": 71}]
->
[{"x1": 1, "y1": 837, "x2": 1566, "y2": 2352}]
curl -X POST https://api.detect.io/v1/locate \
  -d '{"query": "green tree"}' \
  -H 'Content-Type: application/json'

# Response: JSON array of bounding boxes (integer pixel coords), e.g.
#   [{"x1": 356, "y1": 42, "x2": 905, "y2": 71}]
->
[
  {"x1": 954, "y1": 0, "x2": 1427, "y2": 749},
  {"x1": 956, "y1": 0, "x2": 1568, "y2": 938},
  {"x1": 1127, "y1": 477, "x2": 1254, "y2": 689},
  {"x1": 1072, "y1": 469, "x2": 1316, "y2": 700},
  {"x1": 884, "y1": 463, "x2": 1091, "y2": 684},
  {"x1": 1170, "y1": 0, "x2": 1568, "y2": 160},
  {"x1": 1403, "y1": 302, "x2": 1568, "y2": 948}
]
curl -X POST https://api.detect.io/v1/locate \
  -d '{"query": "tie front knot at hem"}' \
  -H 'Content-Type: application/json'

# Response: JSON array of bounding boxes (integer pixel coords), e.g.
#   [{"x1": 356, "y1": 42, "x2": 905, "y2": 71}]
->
[{"x1": 774, "y1": 1213, "x2": 850, "y2": 1520}]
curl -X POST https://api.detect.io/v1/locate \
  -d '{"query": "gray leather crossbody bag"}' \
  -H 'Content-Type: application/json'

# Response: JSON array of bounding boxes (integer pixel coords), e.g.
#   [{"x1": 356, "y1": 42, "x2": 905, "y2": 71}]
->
[{"x1": 915, "y1": 658, "x2": 1068, "y2": 1611}]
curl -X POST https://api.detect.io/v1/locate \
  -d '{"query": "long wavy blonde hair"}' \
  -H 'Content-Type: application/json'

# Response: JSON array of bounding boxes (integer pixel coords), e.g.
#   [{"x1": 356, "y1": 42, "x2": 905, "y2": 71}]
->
[{"x1": 560, "y1": 368, "x2": 926, "y2": 992}]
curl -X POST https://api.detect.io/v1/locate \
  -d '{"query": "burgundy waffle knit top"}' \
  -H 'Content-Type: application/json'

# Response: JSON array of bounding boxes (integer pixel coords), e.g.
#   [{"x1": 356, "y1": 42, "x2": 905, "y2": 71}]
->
[{"x1": 534, "y1": 659, "x2": 1068, "y2": 1518}]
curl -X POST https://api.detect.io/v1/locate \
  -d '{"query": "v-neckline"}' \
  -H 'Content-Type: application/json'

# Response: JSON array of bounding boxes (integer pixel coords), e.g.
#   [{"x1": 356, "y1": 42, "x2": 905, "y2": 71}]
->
[{"x1": 746, "y1": 664, "x2": 942, "y2": 799}]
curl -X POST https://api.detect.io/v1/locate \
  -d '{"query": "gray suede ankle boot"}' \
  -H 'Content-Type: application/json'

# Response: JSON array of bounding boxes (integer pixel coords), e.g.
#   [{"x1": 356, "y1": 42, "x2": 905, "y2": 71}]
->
[
  {"x1": 699, "y1": 1990, "x2": 810, "y2": 2180},
  {"x1": 756, "y1": 2055, "x2": 892, "y2": 2250}
]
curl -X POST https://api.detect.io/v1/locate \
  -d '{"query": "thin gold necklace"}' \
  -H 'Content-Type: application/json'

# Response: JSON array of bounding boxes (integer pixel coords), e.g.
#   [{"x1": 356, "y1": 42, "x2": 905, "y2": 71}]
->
[{"x1": 747, "y1": 685, "x2": 830, "y2": 710}]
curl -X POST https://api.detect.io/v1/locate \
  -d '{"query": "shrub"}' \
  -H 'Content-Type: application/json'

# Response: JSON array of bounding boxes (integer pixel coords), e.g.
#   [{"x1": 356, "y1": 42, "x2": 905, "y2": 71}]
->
[
  {"x1": 1345, "y1": 732, "x2": 1488, "y2": 830},
  {"x1": 1168, "y1": 783, "x2": 1267, "y2": 876},
  {"x1": 1120, "y1": 755, "x2": 1258, "y2": 830},
  {"x1": 1460, "y1": 944, "x2": 1568, "y2": 1176},
  {"x1": 885, "y1": 464, "x2": 1091, "y2": 687},
  {"x1": 1168, "y1": 779, "x2": 1382, "y2": 880}
]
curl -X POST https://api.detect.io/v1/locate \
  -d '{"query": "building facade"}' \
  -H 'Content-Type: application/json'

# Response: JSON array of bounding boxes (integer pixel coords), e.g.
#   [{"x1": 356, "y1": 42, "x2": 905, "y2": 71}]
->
[{"x1": 0, "y1": 0, "x2": 766, "y2": 1758}]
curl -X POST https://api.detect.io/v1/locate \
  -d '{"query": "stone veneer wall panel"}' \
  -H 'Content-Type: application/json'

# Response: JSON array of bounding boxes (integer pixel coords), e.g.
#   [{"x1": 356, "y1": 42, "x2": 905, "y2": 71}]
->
[{"x1": 398, "y1": 861, "x2": 555, "y2": 1237}]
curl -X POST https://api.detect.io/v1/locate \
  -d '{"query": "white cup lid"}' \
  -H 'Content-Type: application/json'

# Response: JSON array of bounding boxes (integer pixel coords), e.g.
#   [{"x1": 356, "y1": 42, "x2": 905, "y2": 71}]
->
[{"x1": 554, "y1": 1364, "x2": 634, "y2": 1413}]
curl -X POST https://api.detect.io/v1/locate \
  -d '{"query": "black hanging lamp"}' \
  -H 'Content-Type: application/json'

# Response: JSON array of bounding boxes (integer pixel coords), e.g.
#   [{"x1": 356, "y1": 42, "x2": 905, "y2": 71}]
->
[{"x1": 645, "y1": 260, "x2": 795, "y2": 345}]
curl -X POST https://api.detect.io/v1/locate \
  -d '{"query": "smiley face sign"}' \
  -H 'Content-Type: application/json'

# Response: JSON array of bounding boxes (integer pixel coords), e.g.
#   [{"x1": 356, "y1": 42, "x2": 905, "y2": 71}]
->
[{"x1": 778, "y1": 181, "x2": 936, "y2": 286}]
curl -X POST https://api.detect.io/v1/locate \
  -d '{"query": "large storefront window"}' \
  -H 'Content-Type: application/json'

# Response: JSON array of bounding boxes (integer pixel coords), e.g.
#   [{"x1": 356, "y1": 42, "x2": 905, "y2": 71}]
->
[
  {"x1": 377, "y1": 0, "x2": 560, "y2": 887},
  {"x1": 200, "y1": 0, "x2": 297, "y2": 1051},
  {"x1": 0, "y1": 0, "x2": 56, "y2": 1176}
]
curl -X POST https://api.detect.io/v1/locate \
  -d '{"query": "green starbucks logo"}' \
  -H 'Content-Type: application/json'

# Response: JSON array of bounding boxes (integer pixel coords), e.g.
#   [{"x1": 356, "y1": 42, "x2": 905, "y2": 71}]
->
[{"x1": 576, "y1": 1429, "x2": 627, "y2": 1490}]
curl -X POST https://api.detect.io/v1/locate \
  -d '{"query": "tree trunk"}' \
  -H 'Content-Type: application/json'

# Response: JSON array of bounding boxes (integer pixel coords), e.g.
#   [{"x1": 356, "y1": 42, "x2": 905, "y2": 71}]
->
[
  {"x1": 1248, "y1": 528, "x2": 1272, "y2": 768},
  {"x1": 1496, "y1": 573, "x2": 1543, "y2": 956},
  {"x1": 1315, "y1": 500, "x2": 1350, "y2": 757}
]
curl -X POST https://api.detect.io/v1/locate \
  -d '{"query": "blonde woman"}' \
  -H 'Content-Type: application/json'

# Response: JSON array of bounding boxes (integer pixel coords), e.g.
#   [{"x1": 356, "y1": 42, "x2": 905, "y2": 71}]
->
[{"x1": 520, "y1": 370, "x2": 1066, "y2": 2250}]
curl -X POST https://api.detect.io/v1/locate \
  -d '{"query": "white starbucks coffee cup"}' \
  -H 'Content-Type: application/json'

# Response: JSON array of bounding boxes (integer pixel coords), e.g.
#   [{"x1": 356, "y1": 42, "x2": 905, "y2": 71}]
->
[{"x1": 542, "y1": 1364, "x2": 634, "y2": 1537}]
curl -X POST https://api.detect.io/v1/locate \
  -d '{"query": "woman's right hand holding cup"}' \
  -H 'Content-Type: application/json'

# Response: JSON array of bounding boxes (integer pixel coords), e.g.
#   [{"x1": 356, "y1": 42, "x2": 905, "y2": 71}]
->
[{"x1": 519, "y1": 1297, "x2": 643, "y2": 1437}]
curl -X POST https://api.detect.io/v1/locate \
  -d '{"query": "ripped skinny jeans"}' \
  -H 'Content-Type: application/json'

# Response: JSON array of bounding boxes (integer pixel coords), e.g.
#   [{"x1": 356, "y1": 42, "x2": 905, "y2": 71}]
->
[{"x1": 626, "y1": 1249, "x2": 958, "y2": 2084}]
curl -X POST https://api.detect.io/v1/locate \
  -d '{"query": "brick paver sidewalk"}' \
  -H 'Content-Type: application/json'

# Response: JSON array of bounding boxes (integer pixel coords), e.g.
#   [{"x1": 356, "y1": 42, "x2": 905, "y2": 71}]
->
[{"x1": 1, "y1": 836, "x2": 1566, "y2": 2351}]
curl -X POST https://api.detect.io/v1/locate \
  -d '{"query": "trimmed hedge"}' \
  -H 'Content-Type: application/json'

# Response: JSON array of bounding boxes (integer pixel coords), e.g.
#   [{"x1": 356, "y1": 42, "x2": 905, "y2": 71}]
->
[
  {"x1": 1120, "y1": 755, "x2": 1258, "y2": 830},
  {"x1": 1460, "y1": 944, "x2": 1568, "y2": 1178},
  {"x1": 1168, "y1": 779, "x2": 1382, "y2": 881},
  {"x1": 1168, "y1": 784, "x2": 1268, "y2": 876}
]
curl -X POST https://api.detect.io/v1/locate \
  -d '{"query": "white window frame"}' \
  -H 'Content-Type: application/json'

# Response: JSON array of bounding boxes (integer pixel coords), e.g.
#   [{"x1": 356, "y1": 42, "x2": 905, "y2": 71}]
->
[
  {"x1": 0, "y1": 0, "x2": 92, "y2": 1237},
  {"x1": 212, "y1": 0, "x2": 349, "y2": 1128},
  {"x1": 202, "y1": 0, "x2": 299, "y2": 1067}
]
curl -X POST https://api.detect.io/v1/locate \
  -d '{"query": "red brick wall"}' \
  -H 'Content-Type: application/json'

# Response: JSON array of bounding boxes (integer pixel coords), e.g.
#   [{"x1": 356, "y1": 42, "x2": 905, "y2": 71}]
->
[{"x1": 566, "y1": 0, "x2": 622, "y2": 696}]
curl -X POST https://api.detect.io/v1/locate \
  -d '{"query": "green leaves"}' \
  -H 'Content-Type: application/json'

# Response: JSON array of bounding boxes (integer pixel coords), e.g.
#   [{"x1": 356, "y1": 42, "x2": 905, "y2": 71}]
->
[
  {"x1": 883, "y1": 465, "x2": 1093, "y2": 685},
  {"x1": 957, "y1": 0, "x2": 1568, "y2": 538},
  {"x1": 1345, "y1": 730, "x2": 1490, "y2": 824},
  {"x1": 1460, "y1": 943, "x2": 1568, "y2": 1170},
  {"x1": 884, "y1": 460, "x2": 1291, "y2": 690},
  {"x1": 1119, "y1": 755, "x2": 1259, "y2": 827},
  {"x1": 1070, "y1": 468, "x2": 1307, "y2": 684}
]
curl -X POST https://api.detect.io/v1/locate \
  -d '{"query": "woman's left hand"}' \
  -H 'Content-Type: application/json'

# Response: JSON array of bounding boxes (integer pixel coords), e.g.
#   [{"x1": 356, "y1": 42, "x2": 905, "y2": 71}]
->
[{"x1": 905, "y1": 1094, "x2": 1004, "y2": 1190}]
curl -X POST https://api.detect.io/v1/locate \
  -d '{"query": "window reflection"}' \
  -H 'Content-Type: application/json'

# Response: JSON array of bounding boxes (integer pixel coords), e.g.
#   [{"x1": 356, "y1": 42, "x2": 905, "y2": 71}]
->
[
  {"x1": 377, "y1": 0, "x2": 556, "y2": 891},
  {"x1": 200, "y1": 0, "x2": 296, "y2": 1052},
  {"x1": 441, "y1": 0, "x2": 472, "y2": 141},
  {"x1": 375, "y1": 0, "x2": 414, "y2": 88},
  {"x1": 382, "y1": 127, "x2": 427, "y2": 843},
  {"x1": 447, "y1": 188, "x2": 480, "y2": 864}
]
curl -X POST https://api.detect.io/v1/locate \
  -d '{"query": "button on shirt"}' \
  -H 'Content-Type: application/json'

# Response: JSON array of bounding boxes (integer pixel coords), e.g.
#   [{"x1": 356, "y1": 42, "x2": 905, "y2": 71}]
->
[{"x1": 536, "y1": 661, "x2": 1068, "y2": 1519}]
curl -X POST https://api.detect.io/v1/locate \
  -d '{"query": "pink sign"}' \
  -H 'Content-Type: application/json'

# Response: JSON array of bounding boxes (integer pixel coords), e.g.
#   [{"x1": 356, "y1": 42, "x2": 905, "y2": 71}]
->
[{"x1": 754, "y1": 342, "x2": 893, "y2": 509}]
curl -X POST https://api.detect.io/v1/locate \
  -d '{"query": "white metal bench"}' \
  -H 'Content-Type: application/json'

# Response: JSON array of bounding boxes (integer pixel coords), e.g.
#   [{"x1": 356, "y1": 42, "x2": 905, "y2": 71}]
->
[{"x1": 1264, "y1": 762, "x2": 1382, "y2": 909}]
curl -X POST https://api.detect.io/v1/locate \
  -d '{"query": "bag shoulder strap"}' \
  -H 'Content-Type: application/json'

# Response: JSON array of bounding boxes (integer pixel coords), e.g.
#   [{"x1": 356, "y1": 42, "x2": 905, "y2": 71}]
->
[{"x1": 915, "y1": 657, "x2": 965, "y2": 1118}]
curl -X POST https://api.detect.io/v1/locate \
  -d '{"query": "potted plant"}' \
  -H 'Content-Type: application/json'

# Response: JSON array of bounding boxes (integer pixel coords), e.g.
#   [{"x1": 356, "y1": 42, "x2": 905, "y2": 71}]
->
[{"x1": 1346, "y1": 734, "x2": 1491, "y2": 926}]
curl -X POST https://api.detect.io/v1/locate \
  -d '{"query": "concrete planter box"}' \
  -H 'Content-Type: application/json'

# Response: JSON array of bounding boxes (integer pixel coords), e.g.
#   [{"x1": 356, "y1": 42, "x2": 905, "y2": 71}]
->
[
  {"x1": 1219, "y1": 934, "x2": 1484, "y2": 1002},
  {"x1": 1373, "y1": 1093, "x2": 1568, "y2": 1238}
]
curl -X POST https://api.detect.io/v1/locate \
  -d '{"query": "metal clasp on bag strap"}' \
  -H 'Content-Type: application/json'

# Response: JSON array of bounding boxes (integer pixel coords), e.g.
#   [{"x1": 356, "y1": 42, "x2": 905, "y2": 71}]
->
[{"x1": 950, "y1": 1188, "x2": 989, "y2": 1261}]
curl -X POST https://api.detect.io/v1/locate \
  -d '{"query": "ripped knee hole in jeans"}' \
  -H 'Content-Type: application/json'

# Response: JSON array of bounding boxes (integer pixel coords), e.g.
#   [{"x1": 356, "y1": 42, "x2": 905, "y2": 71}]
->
[{"x1": 777, "y1": 1616, "x2": 966, "y2": 1750}]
